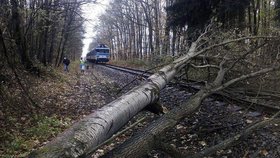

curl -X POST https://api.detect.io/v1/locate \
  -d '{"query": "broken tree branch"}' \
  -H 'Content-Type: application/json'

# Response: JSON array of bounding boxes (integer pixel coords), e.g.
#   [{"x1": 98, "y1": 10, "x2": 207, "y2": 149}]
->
[
  {"x1": 226, "y1": 42, "x2": 267, "y2": 72},
  {"x1": 28, "y1": 31, "x2": 279, "y2": 158},
  {"x1": 188, "y1": 111, "x2": 280, "y2": 158},
  {"x1": 190, "y1": 63, "x2": 219, "y2": 69},
  {"x1": 196, "y1": 36, "x2": 277, "y2": 55},
  {"x1": 28, "y1": 33, "x2": 200, "y2": 158},
  {"x1": 103, "y1": 63, "x2": 280, "y2": 158},
  {"x1": 212, "y1": 65, "x2": 280, "y2": 92}
]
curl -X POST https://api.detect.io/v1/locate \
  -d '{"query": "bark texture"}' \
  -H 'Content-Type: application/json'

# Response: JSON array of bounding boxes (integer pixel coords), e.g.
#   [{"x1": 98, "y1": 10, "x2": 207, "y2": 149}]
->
[
  {"x1": 29, "y1": 41, "x2": 198, "y2": 157},
  {"x1": 102, "y1": 90, "x2": 209, "y2": 158}
]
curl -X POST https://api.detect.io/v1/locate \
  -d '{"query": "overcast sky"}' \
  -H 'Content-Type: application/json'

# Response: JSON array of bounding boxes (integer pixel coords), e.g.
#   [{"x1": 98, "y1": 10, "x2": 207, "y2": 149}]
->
[{"x1": 81, "y1": 0, "x2": 110, "y2": 57}]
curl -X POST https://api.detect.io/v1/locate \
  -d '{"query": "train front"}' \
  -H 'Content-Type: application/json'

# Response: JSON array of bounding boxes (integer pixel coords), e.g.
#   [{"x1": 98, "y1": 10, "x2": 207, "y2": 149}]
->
[
  {"x1": 95, "y1": 44, "x2": 110, "y2": 63},
  {"x1": 86, "y1": 44, "x2": 110, "y2": 63}
]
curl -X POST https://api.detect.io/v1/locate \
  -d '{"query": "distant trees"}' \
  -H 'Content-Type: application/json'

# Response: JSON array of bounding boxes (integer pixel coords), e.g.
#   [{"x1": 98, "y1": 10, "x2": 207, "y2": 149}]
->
[
  {"x1": 94, "y1": 0, "x2": 167, "y2": 61},
  {"x1": 274, "y1": 0, "x2": 280, "y2": 24},
  {"x1": 94, "y1": 0, "x2": 280, "y2": 62},
  {"x1": 28, "y1": 1, "x2": 280, "y2": 157},
  {"x1": 0, "y1": 0, "x2": 92, "y2": 69},
  {"x1": 30, "y1": 26, "x2": 280, "y2": 157}
]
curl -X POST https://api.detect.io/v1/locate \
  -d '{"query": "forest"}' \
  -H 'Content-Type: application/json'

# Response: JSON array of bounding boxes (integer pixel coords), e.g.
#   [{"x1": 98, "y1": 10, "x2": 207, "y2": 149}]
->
[{"x1": 1, "y1": 0, "x2": 280, "y2": 157}]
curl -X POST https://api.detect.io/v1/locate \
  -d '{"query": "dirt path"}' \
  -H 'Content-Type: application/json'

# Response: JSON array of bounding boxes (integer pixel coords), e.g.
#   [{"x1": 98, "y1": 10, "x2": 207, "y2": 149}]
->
[{"x1": 60, "y1": 67, "x2": 119, "y2": 119}]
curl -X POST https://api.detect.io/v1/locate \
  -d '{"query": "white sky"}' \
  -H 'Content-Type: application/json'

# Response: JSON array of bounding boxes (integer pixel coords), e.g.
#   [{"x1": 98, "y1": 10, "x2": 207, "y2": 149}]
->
[{"x1": 81, "y1": 0, "x2": 110, "y2": 57}]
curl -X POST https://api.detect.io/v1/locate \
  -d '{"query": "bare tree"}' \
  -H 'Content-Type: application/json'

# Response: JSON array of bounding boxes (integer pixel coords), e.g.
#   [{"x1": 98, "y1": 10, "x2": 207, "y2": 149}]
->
[{"x1": 29, "y1": 24, "x2": 279, "y2": 156}]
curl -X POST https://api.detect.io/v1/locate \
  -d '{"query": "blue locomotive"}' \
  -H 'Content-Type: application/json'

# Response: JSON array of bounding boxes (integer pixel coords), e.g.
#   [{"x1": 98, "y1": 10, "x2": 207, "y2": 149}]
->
[{"x1": 86, "y1": 44, "x2": 110, "y2": 63}]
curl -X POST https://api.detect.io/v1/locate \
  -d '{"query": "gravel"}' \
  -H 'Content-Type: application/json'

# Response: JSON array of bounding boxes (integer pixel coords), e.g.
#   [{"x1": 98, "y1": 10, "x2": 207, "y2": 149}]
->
[{"x1": 85, "y1": 65, "x2": 280, "y2": 158}]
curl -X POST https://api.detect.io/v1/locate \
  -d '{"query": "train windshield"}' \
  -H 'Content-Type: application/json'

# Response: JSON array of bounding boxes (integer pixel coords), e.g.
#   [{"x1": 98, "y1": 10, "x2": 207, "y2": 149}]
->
[{"x1": 95, "y1": 48, "x2": 109, "y2": 53}]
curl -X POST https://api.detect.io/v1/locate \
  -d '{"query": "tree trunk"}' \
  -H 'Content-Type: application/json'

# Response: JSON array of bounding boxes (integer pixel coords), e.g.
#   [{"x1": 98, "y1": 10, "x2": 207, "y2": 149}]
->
[
  {"x1": 154, "y1": 0, "x2": 160, "y2": 55},
  {"x1": 103, "y1": 55, "x2": 280, "y2": 158},
  {"x1": 41, "y1": 0, "x2": 51, "y2": 66},
  {"x1": 29, "y1": 37, "x2": 199, "y2": 158},
  {"x1": 140, "y1": 1, "x2": 154, "y2": 56},
  {"x1": 29, "y1": 35, "x2": 276, "y2": 157},
  {"x1": 171, "y1": 27, "x2": 177, "y2": 56},
  {"x1": 10, "y1": 0, "x2": 33, "y2": 68},
  {"x1": 163, "y1": 24, "x2": 170, "y2": 55},
  {"x1": 103, "y1": 89, "x2": 209, "y2": 158}
]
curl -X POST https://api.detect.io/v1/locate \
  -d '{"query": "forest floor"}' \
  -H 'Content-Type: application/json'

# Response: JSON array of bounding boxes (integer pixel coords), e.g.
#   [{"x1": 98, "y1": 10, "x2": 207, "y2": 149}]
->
[
  {"x1": 90, "y1": 64, "x2": 280, "y2": 158},
  {"x1": 0, "y1": 62, "x2": 279, "y2": 157},
  {"x1": 0, "y1": 63, "x2": 119, "y2": 157}
]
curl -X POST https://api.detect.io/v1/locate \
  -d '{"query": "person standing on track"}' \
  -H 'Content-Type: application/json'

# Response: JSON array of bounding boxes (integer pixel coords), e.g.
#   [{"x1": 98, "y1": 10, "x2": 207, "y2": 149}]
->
[
  {"x1": 80, "y1": 57, "x2": 85, "y2": 73},
  {"x1": 63, "y1": 57, "x2": 70, "y2": 72}
]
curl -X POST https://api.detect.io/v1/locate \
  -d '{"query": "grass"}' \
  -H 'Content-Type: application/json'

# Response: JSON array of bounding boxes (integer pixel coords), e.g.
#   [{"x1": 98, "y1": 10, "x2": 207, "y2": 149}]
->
[
  {"x1": 0, "y1": 115, "x2": 71, "y2": 157},
  {"x1": 0, "y1": 62, "x2": 79, "y2": 157},
  {"x1": 25, "y1": 116, "x2": 67, "y2": 139}
]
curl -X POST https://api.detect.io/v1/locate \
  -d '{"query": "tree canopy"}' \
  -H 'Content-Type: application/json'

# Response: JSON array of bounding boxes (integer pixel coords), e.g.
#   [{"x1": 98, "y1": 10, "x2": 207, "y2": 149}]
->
[{"x1": 167, "y1": 0, "x2": 250, "y2": 30}]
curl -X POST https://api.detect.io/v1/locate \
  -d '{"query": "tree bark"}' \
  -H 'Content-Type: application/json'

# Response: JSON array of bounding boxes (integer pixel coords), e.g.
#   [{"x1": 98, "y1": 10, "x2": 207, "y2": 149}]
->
[
  {"x1": 103, "y1": 62, "x2": 280, "y2": 158},
  {"x1": 102, "y1": 89, "x2": 209, "y2": 158},
  {"x1": 10, "y1": 0, "x2": 33, "y2": 68},
  {"x1": 29, "y1": 35, "x2": 275, "y2": 157},
  {"x1": 28, "y1": 35, "x2": 199, "y2": 158}
]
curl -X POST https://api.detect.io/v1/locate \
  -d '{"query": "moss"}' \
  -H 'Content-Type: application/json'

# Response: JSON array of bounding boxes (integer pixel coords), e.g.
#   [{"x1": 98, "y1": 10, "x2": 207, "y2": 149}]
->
[
  {"x1": 1, "y1": 115, "x2": 71, "y2": 157},
  {"x1": 28, "y1": 144, "x2": 66, "y2": 158}
]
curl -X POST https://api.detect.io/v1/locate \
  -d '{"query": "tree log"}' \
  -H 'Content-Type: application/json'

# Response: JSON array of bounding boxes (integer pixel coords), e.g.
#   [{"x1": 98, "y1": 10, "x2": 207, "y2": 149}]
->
[
  {"x1": 29, "y1": 35, "x2": 275, "y2": 157},
  {"x1": 102, "y1": 61, "x2": 280, "y2": 158},
  {"x1": 28, "y1": 34, "x2": 199, "y2": 158},
  {"x1": 101, "y1": 89, "x2": 209, "y2": 158}
]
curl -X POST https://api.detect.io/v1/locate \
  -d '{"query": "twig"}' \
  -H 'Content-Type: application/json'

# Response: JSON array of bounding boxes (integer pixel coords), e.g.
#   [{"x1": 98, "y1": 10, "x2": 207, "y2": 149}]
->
[
  {"x1": 199, "y1": 122, "x2": 243, "y2": 133},
  {"x1": 190, "y1": 63, "x2": 219, "y2": 69},
  {"x1": 195, "y1": 36, "x2": 278, "y2": 56},
  {"x1": 157, "y1": 142, "x2": 185, "y2": 158},
  {"x1": 188, "y1": 111, "x2": 280, "y2": 158},
  {"x1": 244, "y1": 79, "x2": 263, "y2": 113},
  {"x1": 211, "y1": 65, "x2": 280, "y2": 92},
  {"x1": 226, "y1": 42, "x2": 267, "y2": 72}
]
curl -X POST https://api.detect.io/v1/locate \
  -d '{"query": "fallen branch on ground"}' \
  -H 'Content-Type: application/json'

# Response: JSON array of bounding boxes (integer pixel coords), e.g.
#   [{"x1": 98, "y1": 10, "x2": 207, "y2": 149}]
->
[
  {"x1": 188, "y1": 111, "x2": 280, "y2": 158},
  {"x1": 101, "y1": 61, "x2": 280, "y2": 158}
]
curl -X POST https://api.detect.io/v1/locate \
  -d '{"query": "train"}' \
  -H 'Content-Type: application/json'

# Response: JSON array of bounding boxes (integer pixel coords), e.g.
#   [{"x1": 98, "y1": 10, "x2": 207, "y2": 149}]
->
[{"x1": 86, "y1": 44, "x2": 110, "y2": 63}]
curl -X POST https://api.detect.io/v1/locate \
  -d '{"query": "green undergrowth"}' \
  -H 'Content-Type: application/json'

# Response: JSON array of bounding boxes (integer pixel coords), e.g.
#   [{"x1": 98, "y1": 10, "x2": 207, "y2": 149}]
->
[
  {"x1": 1, "y1": 115, "x2": 71, "y2": 157},
  {"x1": 0, "y1": 62, "x2": 80, "y2": 157}
]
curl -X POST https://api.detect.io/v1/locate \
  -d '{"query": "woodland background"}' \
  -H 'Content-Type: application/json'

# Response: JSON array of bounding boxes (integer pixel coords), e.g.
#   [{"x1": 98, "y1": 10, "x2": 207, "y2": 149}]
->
[
  {"x1": 1, "y1": 0, "x2": 280, "y2": 69},
  {"x1": 1, "y1": 0, "x2": 280, "y2": 157}
]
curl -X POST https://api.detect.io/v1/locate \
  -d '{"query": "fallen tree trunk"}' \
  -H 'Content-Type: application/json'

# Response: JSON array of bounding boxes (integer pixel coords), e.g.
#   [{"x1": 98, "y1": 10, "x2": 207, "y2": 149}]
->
[
  {"x1": 28, "y1": 35, "x2": 200, "y2": 158},
  {"x1": 101, "y1": 89, "x2": 210, "y2": 158},
  {"x1": 102, "y1": 60, "x2": 280, "y2": 157},
  {"x1": 29, "y1": 35, "x2": 275, "y2": 157}
]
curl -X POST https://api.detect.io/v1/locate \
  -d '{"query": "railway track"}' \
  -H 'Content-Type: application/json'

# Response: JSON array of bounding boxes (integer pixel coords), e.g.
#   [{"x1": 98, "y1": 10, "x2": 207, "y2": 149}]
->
[
  {"x1": 103, "y1": 63, "x2": 280, "y2": 114},
  {"x1": 104, "y1": 64, "x2": 152, "y2": 78},
  {"x1": 90, "y1": 63, "x2": 280, "y2": 157}
]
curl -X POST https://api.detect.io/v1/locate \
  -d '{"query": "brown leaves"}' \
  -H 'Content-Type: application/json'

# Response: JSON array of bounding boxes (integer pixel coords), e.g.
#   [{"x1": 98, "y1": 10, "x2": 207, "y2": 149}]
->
[{"x1": 260, "y1": 149, "x2": 269, "y2": 156}]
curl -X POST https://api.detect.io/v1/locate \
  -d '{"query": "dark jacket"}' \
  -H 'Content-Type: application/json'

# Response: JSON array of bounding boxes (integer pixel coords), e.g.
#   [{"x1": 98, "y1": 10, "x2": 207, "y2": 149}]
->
[{"x1": 63, "y1": 58, "x2": 70, "y2": 65}]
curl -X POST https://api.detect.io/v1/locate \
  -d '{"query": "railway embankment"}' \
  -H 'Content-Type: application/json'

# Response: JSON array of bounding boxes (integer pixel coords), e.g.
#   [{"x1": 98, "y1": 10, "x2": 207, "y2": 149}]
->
[
  {"x1": 2, "y1": 63, "x2": 279, "y2": 157},
  {"x1": 1, "y1": 64, "x2": 117, "y2": 157},
  {"x1": 89, "y1": 64, "x2": 280, "y2": 158}
]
